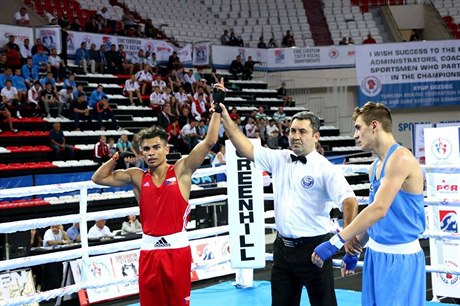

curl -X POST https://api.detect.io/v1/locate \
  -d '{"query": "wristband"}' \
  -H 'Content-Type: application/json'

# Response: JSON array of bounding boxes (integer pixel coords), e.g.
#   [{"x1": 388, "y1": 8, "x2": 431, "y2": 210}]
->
[{"x1": 329, "y1": 233, "x2": 345, "y2": 249}]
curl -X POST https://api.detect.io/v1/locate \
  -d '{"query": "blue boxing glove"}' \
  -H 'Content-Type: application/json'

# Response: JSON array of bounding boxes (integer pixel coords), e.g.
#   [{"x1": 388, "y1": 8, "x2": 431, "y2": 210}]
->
[
  {"x1": 313, "y1": 234, "x2": 345, "y2": 262},
  {"x1": 341, "y1": 253, "x2": 359, "y2": 275}
]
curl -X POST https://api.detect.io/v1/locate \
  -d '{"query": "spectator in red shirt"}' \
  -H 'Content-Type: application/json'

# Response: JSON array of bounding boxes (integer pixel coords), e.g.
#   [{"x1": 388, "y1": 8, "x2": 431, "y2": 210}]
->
[
  {"x1": 363, "y1": 34, "x2": 377, "y2": 44},
  {"x1": 95, "y1": 96, "x2": 120, "y2": 130},
  {"x1": 94, "y1": 135, "x2": 111, "y2": 164}
]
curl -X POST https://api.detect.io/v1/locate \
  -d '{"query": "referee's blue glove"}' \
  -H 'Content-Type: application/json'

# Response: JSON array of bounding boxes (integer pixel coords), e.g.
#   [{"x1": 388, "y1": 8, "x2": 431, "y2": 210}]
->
[
  {"x1": 342, "y1": 253, "x2": 359, "y2": 274},
  {"x1": 313, "y1": 233, "x2": 345, "y2": 262}
]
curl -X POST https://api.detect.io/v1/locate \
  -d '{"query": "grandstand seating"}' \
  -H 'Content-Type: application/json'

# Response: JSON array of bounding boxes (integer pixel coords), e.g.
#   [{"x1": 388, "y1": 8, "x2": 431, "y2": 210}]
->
[{"x1": 432, "y1": 0, "x2": 460, "y2": 38}]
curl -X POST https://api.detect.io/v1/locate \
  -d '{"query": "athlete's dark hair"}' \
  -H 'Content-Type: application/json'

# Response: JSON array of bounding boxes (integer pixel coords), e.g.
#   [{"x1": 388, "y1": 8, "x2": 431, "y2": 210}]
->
[{"x1": 136, "y1": 125, "x2": 168, "y2": 145}]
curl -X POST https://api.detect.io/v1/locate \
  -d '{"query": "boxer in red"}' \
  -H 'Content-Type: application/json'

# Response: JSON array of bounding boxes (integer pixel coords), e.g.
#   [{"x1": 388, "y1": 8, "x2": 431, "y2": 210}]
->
[{"x1": 92, "y1": 82, "x2": 223, "y2": 305}]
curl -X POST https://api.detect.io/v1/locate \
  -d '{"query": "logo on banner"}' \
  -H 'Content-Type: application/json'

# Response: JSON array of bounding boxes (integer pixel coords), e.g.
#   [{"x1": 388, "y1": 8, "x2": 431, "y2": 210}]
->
[
  {"x1": 102, "y1": 36, "x2": 113, "y2": 48},
  {"x1": 438, "y1": 260, "x2": 459, "y2": 285},
  {"x1": 238, "y1": 49, "x2": 246, "y2": 62},
  {"x1": 274, "y1": 49, "x2": 286, "y2": 63},
  {"x1": 328, "y1": 48, "x2": 339, "y2": 59},
  {"x1": 431, "y1": 137, "x2": 452, "y2": 160},
  {"x1": 67, "y1": 33, "x2": 75, "y2": 51},
  {"x1": 301, "y1": 176, "x2": 314, "y2": 189},
  {"x1": 82, "y1": 34, "x2": 93, "y2": 47},
  {"x1": 89, "y1": 261, "x2": 111, "y2": 279},
  {"x1": 436, "y1": 179, "x2": 458, "y2": 194},
  {"x1": 439, "y1": 210, "x2": 458, "y2": 233},
  {"x1": 361, "y1": 76, "x2": 382, "y2": 97},
  {"x1": 195, "y1": 46, "x2": 207, "y2": 63},
  {"x1": 144, "y1": 42, "x2": 154, "y2": 56}
]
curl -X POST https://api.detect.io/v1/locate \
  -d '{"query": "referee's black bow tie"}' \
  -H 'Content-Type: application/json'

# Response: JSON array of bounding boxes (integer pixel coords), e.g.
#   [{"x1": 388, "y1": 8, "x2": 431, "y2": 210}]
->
[{"x1": 290, "y1": 154, "x2": 307, "y2": 164}]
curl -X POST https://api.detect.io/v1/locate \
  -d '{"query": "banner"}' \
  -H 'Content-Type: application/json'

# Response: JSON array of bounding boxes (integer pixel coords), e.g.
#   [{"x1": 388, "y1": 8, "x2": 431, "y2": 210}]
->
[
  {"x1": 0, "y1": 24, "x2": 34, "y2": 47},
  {"x1": 424, "y1": 126, "x2": 460, "y2": 299},
  {"x1": 411, "y1": 123, "x2": 434, "y2": 162},
  {"x1": 190, "y1": 235, "x2": 234, "y2": 281},
  {"x1": 211, "y1": 45, "x2": 355, "y2": 71},
  {"x1": 356, "y1": 40, "x2": 460, "y2": 108},
  {"x1": 66, "y1": 31, "x2": 192, "y2": 64},
  {"x1": 35, "y1": 26, "x2": 62, "y2": 54},
  {"x1": 193, "y1": 42, "x2": 211, "y2": 66},
  {"x1": 225, "y1": 139, "x2": 265, "y2": 269},
  {"x1": 0, "y1": 268, "x2": 38, "y2": 306}
]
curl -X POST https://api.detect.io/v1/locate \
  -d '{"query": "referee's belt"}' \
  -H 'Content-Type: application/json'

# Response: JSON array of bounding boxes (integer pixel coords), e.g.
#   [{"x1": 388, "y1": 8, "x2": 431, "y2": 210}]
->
[{"x1": 278, "y1": 234, "x2": 323, "y2": 248}]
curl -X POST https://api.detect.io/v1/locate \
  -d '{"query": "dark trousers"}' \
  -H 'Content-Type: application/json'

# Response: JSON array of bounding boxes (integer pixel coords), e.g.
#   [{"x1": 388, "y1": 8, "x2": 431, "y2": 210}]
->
[{"x1": 271, "y1": 234, "x2": 337, "y2": 306}]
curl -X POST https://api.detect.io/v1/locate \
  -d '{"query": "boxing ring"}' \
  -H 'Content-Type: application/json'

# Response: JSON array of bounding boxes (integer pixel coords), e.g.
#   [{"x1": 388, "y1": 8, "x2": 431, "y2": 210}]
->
[{"x1": 1, "y1": 164, "x2": 459, "y2": 306}]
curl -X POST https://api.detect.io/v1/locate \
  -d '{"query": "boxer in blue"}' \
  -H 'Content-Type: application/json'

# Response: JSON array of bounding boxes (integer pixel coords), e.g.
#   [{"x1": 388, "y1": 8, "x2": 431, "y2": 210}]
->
[{"x1": 312, "y1": 102, "x2": 426, "y2": 306}]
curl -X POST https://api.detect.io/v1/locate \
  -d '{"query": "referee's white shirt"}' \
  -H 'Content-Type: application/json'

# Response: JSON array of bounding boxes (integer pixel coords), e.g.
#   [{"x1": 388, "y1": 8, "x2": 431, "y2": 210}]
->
[{"x1": 254, "y1": 146, "x2": 356, "y2": 238}]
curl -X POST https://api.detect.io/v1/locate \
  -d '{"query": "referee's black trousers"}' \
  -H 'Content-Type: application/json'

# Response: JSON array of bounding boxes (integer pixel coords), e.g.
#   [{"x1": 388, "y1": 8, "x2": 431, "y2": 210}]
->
[{"x1": 271, "y1": 233, "x2": 337, "y2": 306}]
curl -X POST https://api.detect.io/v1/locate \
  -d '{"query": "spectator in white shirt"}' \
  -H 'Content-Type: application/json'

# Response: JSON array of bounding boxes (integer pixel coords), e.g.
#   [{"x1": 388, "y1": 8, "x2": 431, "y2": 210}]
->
[
  {"x1": 43, "y1": 225, "x2": 71, "y2": 247},
  {"x1": 121, "y1": 215, "x2": 142, "y2": 235},
  {"x1": 146, "y1": 52, "x2": 157, "y2": 71},
  {"x1": 57, "y1": 86, "x2": 73, "y2": 116},
  {"x1": 245, "y1": 117, "x2": 257, "y2": 138},
  {"x1": 135, "y1": 65, "x2": 153, "y2": 95},
  {"x1": 27, "y1": 80, "x2": 42, "y2": 112},
  {"x1": 180, "y1": 118, "x2": 200, "y2": 152},
  {"x1": 184, "y1": 69, "x2": 197, "y2": 94},
  {"x1": 14, "y1": 7, "x2": 30, "y2": 26},
  {"x1": 151, "y1": 75, "x2": 167, "y2": 91},
  {"x1": 191, "y1": 93, "x2": 207, "y2": 120},
  {"x1": 20, "y1": 38, "x2": 32, "y2": 64},
  {"x1": 88, "y1": 219, "x2": 114, "y2": 239},
  {"x1": 174, "y1": 86, "x2": 191, "y2": 109},
  {"x1": 124, "y1": 74, "x2": 143, "y2": 105},
  {"x1": 48, "y1": 48, "x2": 66, "y2": 80},
  {"x1": 1, "y1": 79, "x2": 21, "y2": 119},
  {"x1": 149, "y1": 86, "x2": 165, "y2": 110}
]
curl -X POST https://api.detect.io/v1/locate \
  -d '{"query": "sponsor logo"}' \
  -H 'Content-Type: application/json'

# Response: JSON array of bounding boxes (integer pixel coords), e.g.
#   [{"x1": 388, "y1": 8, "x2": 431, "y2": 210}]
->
[
  {"x1": 301, "y1": 176, "x2": 314, "y2": 189},
  {"x1": 431, "y1": 137, "x2": 452, "y2": 160},
  {"x1": 360, "y1": 76, "x2": 382, "y2": 97},
  {"x1": 165, "y1": 177, "x2": 177, "y2": 186},
  {"x1": 143, "y1": 181, "x2": 150, "y2": 187},
  {"x1": 439, "y1": 210, "x2": 458, "y2": 233},
  {"x1": 438, "y1": 260, "x2": 459, "y2": 285},
  {"x1": 329, "y1": 48, "x2": 339, "y2": 59},
  {"x1": 154, "y1": 237, "x2": 171, "y2": 248},
  {"x1": 274, "y1": 49, "x2": 286, "y2": 63},
  {"x1": 436, "y1": 179, "x2": 458, "y2": 193}
]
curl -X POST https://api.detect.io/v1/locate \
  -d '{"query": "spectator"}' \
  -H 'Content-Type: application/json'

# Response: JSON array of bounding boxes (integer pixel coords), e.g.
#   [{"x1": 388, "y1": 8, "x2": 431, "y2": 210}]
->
[
  {"x1": 49, "y1": 122, "x2": 74, "y2": 160},
  {"x1": 268, "y1": 37, "x2": 278, "y2": 48},
  {"x1": 39, "y1": 71, "x2": 57, "y2": 91},
  {"x1": 26, "y1": 80, "x2": 42, "y2": 116},
  {"x1": 57, "y1": 86, "x2": 73, "y2": 115},
  {"x1": 21, "y1": 57, "x2": 39, "y2": 87},
  {"x1": 105, "y1": 44, "x2": 120, "y2": 73},
  {"x1": 191, "y1": 92, "x2": 207, "y2": 120},
  {"x1": 58, "y1": 12, "x2": 70, "y2": 29},
  {"x1": 255, "y1": 106, "x2": 268, "y2": 122},
  {"x1": 3, "y1": 45, "x2": 21, "y2": 71},
  {"x1": 134, "y1": 49, "x2": 147, "y2": 70},
  {"x1": 75, "y1": 42, "x2": 94, "y2": 74},
  {"x1": 229, "y1": 55, "x2": 243, "y2": 80},
  {"x1": 1, "y1": 79, "x2": 21, "y2": 119},
  {"x1": 178, "y1": 105, "x2": 192, "y2": 127},
  {"x1": 43, "y1": 225, "x2": 71, "y2": 247},
  {"x1": 66, "y1": 223, "x2": 81, "y2": 242},
  {"x1": 19, "y1": 38, "x2": 32, "y2": 64},
  {"x1": 282, "y1": 30, "x2": 295, "y2": 47},
  {"x1": 88, "y1": 84, "x2": 107, "y2": 109},
  {"x1": 245, "y1": 117, "x2": 257, "y2": 138},
  {"x1": 410, "y1": 29, "x2": 419, "y2": 41},
  {"x1": 94, "y1": 135, "x2": 111, "y2": 164},
  {"x1": 0, "y1": 100, "x2": 18, "y2": 133},
  {"x1": 229, "y1": 107, "x2": 240, "y2": 120},
  {"x1": 243, "y1": 56, "x2": 260, "y2": 80},
  {"x1": 89, "y1": 44, "x2": 106, "y2": 74},
  {"x1": 220, "y1": 29, "x2": 230, "y2": 45},
  {"x1": 88, "y1": 220, "x2": 114, "y2": 239},
  {"x1": 70, "y1": 17, "x2": 82, "y2": 31},
  {"x1": 348, "y1": 37, "x2": 354, "y2": 44},
  {"x1": 167, "y1": 51, "x2": 181, "y2": 71},
  {"x1": 69, "y1": 92, "x2": 91, "y2": 131},
  {"x1": 278, "y1": 128, "x2": 289, "y2": 149},
  {"x1": 121, "y1": 215, "x2": 142, "y2": 235},
  {"x1": 157, "y1": 103, "x2": 173, "y2": 130},
  {"x1": 31, "y1": 38, "x2": 49, "y2": 56},
  {"x1": 117, "y1": 134, "x2": 137, "y2": 156},
  {"x1": 339, "y1": 37, "x2": 348, "y2": 45},
  {"x1": 257, "y1": 35, "x2": 267, "y2": 48},
  {"x1": 273, "y1": 106, "x2": 287, "y2": 130},
  {"x1": 211, "y1": 144, "x2": 226, "y2": 167},
  {"x1": 40, "y1": 81, "x2": 60, "y2": 118},
  {"x1": 117, "y1": 44, "x2": 134, "y2": 75},
  {"x1": 180, "y1": 118, "x2": 200, "y2": 152},
  {"x1": 149, "y1": 86, "x2": 166, "y2": 110},
  {"x1": 184, "y1": 69, "x2": 197, "y2": 94},
  {"x1": 124, "y1": 74, "x2": 143, "y2": 105},
  {"x1": 48, "y1": 48, "x2": 66, "y2": 80},
  {"x1": 32, "y1": 47, "x2": 50, "y2": 73},
  {"x1": 85, "y1": 15, "x2": 100, "y2": 33},
  {"x1": 63, "y1": 73, "x2": 76, "y2": 90},
  {"x1": 72, "y1": 84, "x2": 87, "y2": 104},
  {"x1": 146, "y1": 52, "x2": 158, "y2": 71},
  {"x1": 227, "y1": 31, "x2": 244, "y2": 47},
  {"x1": 363, "y1": 34, "x2": 377, "y2": 44},
  {"x1": 278, "y1": 82, "x2": 293, "y2": 107},
  {"x1": 169, "y1": 96, "x2": 180, "y2": 118},
  {"x1": 166, "y1": 117, "x2": 183, "y2": 150},
  {"x1": 266, "y1": 118, "x2": 280, "y2": 148},
  {"x1": 95, "y1": 96, "x2": 120, "y2": 130},
  {"x1": 135, "y1": 64, "x2": 154, "y2": 96},
  {"x1": 14, "y1": 7, "x2": 30, "y2": 26},
  {"x1": 12, "y1": 68, "x2": 27, "y2": 102},
  {"x1": 152, "y1": 74, "x2": 168, "y2": 91}
]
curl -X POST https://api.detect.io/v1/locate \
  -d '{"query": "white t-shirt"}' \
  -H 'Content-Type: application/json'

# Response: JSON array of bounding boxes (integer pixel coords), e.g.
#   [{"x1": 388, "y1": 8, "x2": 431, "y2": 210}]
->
[
  {"x1": 175, "y1": 92, "x2": 190, "y2": 107},
  {"x1": 28, "y1": 86, "x2": 42, "y2": 104},
  {"x1": 1, "y1": 87, "x2": 18, "y2": 101},
  {"x1": 48, "y1": 55, "x2": 62, "y2": 66},
  {"x1": 124, "y1": 79, "x2": 140, "y2": 92},
  {"x1": 135, "y1": 70, "x2": 153, "y2": 83},
  {"x1": 254, "y1": 147, "x2": 355, "y2": 238},
  {"x1": 266, "y1": 124, "x2": 279, "y2": 137},
  {"x1": 14, "y1": 12, "x2": 29, "y2": 22},
  {"x1": 58, "y1": 89, "x2": 73, "y2": 104},
  {"x1": 181, "y1": 124, "x2": 197, "y2": 137},
  {"x1": 149, "y1": 92, "x2": 165, "y2": 106},
  {"x1": 43, "y1": 229, "x2": 64, "y2": 247},
  {"x1": 88, "y1": 225, "x2": 114, "y2": 239},
  {"x1": 151, "y1": 79, "x2": 167, "y2": 90}
]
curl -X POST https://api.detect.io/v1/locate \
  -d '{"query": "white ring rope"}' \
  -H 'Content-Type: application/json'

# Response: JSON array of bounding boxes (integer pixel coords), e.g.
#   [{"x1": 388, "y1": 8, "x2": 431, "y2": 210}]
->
[{"x1": 1, "y1": 164, "x2": 459, "y2": 306}]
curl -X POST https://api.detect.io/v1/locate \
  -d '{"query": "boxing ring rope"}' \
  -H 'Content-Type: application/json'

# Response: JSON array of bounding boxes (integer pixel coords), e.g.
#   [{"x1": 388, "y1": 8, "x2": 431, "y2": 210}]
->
[{"x1": 1, "y1": 165, "x2": 460, "y2": 306}]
